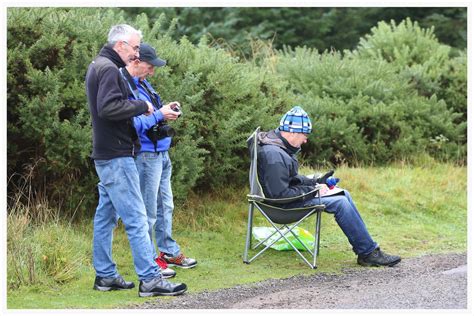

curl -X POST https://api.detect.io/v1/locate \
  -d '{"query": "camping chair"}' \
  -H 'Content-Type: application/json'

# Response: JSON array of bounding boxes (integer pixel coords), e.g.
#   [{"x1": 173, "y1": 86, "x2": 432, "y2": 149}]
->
[{"x1": 243, "y1": 127, "x2": 326, "y2": 269}]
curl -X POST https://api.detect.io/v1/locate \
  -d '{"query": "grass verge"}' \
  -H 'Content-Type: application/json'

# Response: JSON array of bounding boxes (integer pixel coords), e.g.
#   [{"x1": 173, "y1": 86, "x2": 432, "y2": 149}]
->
[{"x1": 7, "y1": 163, "x2": 467, "y2": 308}]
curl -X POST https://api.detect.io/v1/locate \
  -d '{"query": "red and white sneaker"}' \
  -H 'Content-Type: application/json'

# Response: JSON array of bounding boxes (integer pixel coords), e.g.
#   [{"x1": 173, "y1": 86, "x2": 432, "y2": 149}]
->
[
  {"x1": 154, "y1": 256, "x2": 176, "y2": 279},
  {"x1": 161, "y1": 252, "x2": 197, "y2": 269}
]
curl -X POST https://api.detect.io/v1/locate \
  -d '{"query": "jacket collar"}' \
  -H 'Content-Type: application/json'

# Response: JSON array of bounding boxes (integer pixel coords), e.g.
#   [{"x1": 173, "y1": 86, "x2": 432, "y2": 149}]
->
[
  {"x1": 99, "y1": 44, "x2": 126, "y2": 68},
  {"x1": 276, "y1": 129, "x2": 301, "y2": 155},
  {"x1": 119, "y1": 67, "x2": 140, "y2": 100},
  {"x1": 257, "y1": 129, "x2": 301, "y2": 156}
]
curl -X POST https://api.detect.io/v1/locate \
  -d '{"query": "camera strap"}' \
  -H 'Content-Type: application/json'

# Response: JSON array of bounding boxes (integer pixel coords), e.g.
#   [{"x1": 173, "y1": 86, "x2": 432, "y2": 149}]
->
[
  {"x1": 138, "y1": 80, "x2": 162, "y2": 109},
  {"x1": 137, "y1": 81, "x2": 162, "y2": 153},
  {"x1": 119, "y1": 67, "x2": 140, "y2": 100}
]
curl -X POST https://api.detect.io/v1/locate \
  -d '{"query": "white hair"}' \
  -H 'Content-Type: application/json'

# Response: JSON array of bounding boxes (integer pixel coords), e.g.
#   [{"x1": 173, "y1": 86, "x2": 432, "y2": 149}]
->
[{"x1": 107, "y1": 24, "x2": 142, "y2": 45}]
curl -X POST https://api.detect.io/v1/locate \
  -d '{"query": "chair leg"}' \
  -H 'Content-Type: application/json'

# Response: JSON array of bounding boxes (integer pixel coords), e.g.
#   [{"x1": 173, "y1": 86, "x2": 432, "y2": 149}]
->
[
  {"x1": 313, "y1": 210, "x2": 322, "y2": 268},
  {"x1": 257, "y1": 208, "x2": 316, "y2": 269},
  {"x1": 288, "y1": 226, "x2": 312, "y2": 253},
  {"x1": 316, "y1": 210, "x2": 322, "y2": 256},
  {"x1": 244, "y1": 203, "x2": 322, "y2": 269},
  {"x1": 243, "y1": 202, "x2": 254, "y2": 263}
]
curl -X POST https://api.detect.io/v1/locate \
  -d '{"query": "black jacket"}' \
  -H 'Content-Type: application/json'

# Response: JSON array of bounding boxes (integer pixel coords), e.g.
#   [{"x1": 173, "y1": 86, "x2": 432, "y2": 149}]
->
[
  {"x1": 257, "y1": 129, "x2": 317, "y2": 202},
  {"x1": 85, "y1": 45, "x2": 148, "y2": 160}
]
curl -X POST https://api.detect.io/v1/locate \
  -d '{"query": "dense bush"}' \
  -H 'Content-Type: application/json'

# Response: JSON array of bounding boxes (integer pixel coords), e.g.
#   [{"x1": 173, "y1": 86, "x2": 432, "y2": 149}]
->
[
  {"x1": 7, "y1": 8, "x2": 119, "y2": 213},
  {"x1": 7, "y1": 9, "x2": 466, "y2": 216},
  {"x1": 438, "y1": 51, "x2": 467, "y2": 125},
  {"x1": 133, "y1": 13, "x2": 291, "y2": 191},
  {"x1": 7, "y1": 8, "x2": 289, "y2": 212},
  {"x1": 275, "y1": 26, "x2": 465, "y2": 165},
  {"x1": 356, "y1": 18, "x2": 466, "y2": 124},
  {"x1": 357, "y1": 19, "x2": 450, "y2": 97},
  {"x1": 355, "y1": 18, "x2": 466, "y2": 159}
]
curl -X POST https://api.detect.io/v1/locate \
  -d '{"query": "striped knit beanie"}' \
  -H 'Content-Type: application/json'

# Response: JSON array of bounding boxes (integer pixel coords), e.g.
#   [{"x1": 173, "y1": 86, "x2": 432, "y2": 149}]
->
[{"x1": 278, "y1": 106, "x2": 312, "y2": 134}]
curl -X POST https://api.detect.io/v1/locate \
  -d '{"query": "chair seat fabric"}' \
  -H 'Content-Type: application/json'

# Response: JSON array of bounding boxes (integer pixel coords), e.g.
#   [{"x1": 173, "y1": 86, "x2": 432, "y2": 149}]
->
[{"x1": 256, "y1": 201, "x2": 324, "y2": 224}]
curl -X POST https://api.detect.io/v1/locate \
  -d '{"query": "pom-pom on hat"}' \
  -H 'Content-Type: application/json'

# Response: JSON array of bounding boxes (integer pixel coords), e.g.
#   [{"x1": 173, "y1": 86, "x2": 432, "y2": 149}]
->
[{"x1": 279, "y1": 106, "x2": 312, "y2": 134}]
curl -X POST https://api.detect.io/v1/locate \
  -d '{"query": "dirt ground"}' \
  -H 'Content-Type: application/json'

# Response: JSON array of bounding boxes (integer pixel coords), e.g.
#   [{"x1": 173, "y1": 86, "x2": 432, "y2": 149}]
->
[{"x1": 135, "y1": 252, "x2": 467, "y2": 309}]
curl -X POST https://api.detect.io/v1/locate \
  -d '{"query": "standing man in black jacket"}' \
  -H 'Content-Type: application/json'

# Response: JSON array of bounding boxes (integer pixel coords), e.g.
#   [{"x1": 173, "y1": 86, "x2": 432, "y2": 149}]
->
[{"x1": 85, "y1": 24, "x2": 186, "y2": 297}]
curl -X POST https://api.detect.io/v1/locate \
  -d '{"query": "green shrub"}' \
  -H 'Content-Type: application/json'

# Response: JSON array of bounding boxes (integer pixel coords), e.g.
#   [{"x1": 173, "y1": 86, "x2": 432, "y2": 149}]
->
[
  {"x1": 355, "y1": 18, "x2": 466, "y2": 149},
  {"x1": 275, "y1": 46, "x2": 464, "y2": 164},
  {"x1": 7, "y1": 9, "x2": 467, "y2": 217},
  {"x1": 7, "y1": 8, "x2": 126, "y2": 213},
  {"x1": 356, "y1": 18, "x2": 451, "y2": 95},
  {"x1": 124, "y1": 14, "x2": 295, "y2": 192},
  {"x1": 438, "y1": 50, "x2": 467, "y2": 125},
  {"x1": 7, "y1": 8, "x2": 292, "y2": 207}
]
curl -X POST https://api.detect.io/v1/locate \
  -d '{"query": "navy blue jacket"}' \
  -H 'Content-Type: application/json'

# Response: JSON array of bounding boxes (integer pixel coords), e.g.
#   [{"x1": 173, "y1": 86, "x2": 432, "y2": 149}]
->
[{"x1": 257, "y1": 129, "x2": 317, "y2": 201}]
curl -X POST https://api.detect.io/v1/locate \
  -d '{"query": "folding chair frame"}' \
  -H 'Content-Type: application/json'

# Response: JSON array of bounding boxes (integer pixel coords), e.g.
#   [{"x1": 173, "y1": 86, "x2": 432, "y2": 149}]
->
[
  {"x1": 243, "y1": 200, "x2": 323, "y2": 269},
  {"x1": 243, "y1": 126, "x2": 326, "y2": 269}
]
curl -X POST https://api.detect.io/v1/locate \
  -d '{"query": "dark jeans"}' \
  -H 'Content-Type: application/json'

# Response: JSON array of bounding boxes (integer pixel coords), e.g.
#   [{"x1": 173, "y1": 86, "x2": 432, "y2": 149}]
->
[{"x1": 302, "y1": 190, "x2": 377, "y2": 256}]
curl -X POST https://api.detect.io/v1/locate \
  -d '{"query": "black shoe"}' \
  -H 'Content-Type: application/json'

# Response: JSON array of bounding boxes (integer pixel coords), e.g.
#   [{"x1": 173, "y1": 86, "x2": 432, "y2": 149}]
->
[
  {"x1": 93, "y1": 275, "x2": 135, "y2": 291},
  {"x1": 138, "y1": 276, "x2": 187, "y2": 297},
  {"x1": 357, "y1": 247, "x2": 401, "y2": 267}
]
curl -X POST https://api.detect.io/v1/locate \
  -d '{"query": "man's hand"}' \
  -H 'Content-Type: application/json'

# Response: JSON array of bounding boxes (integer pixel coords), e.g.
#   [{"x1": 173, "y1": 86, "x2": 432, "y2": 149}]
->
[
  {"x1": 316, "y1": 170, "x2": 335, "y2": 184},
  {"x1": 144, "y1": 101, "x2": 154, "y2": 116},
  {"x1": 160, "y1": 102, "x2": 181, "y2": 121}
]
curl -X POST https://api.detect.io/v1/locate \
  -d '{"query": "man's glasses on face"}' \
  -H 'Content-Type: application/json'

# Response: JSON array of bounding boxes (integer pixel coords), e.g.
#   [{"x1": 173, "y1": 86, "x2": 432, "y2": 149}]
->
[{"x1": 123, "y1": 40, "x2": 140, "y2": 52}]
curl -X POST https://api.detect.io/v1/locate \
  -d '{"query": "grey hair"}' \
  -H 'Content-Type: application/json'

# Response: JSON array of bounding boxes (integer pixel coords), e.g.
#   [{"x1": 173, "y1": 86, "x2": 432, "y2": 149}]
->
[{"x1": 107, "y1": 24, "x2": 143, "y2": 45}]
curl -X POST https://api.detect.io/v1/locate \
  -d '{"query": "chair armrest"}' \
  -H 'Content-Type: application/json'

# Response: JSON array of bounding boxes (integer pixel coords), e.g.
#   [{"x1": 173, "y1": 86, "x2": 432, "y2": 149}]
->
[
  {"x1": 247, "y1": 194, "x2": 265, "y2": 202},
  {"x1": 250, "y1": 184, "x2": 324, "y2": 205}
]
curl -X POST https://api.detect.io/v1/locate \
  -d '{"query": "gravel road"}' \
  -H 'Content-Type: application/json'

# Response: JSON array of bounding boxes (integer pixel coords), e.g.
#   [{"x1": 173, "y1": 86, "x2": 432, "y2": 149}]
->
[{"x1": 136, "y1": 252, "x2": 467, "y2": 309}]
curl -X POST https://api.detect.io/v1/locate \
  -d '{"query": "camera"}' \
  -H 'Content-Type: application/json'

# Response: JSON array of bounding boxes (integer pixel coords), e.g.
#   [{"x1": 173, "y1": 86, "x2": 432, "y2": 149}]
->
[
  {"x1": 146, "y1": 121, "x2": 176, "y2": 144},
  {"x1": 170, "y1": 102, "x2": 182, "y2": 117},
  {"x1": 145, "y1": 102, "x2": 182, "y2": 148}
]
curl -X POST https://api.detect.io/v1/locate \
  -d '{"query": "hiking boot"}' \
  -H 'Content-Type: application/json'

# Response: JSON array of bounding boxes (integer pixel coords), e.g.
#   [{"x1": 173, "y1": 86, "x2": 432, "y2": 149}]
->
[
  {"x1": 357, "y1": 247, "x2": 401, "y2": 267},
  {"x1": 93, "y1": 275, "x2": 135, "y2": 291},
  {"x1": 138, "y1": 276, "x2": 187, "y2": 297},
  {"x1": 162, "y1": 252, "x2": 197, "y2": 269},
  {"x1": 154, "y1": 257, "x2": 176, "y2": 279}
]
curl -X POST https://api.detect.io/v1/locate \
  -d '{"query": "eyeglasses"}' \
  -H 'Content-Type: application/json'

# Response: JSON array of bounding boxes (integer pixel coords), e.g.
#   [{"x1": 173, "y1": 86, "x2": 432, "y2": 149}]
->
[{"x1": 123, "y1": 41, "x2": 140, "y2": 52}]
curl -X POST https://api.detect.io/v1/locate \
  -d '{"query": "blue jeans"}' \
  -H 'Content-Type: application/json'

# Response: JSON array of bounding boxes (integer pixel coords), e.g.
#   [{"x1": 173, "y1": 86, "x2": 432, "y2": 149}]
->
[
  {"x1": 135, "y1": 151, "x2": 181, "y2": 258},
  {"x1": 304, "y1": 190, "x2": 377, "y2": 256},
  {"x1": 93, "y1": 157, "x2": 160, "y2": 281}
]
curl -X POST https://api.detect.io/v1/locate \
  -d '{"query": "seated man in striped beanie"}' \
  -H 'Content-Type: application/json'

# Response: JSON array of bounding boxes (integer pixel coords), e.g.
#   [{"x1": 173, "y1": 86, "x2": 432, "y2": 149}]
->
[{"x1": 256, "y1": 106, "x2": 401, "y2": 267}]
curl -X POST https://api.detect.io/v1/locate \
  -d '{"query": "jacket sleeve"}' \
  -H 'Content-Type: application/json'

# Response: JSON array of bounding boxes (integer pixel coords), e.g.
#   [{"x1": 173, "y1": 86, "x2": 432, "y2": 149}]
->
[
  {"x1": 262, "y1": 159, "x2": 316, "y2": 199},
  {"x1": 96, "y1": 66, "x2": 148, "y2": 120},
  {"x1": 292, "y1": 175, "x2": 318, "y2": 186},
  {"x1": 133, "y1": 110, "x2": 165, "y2": 135}
]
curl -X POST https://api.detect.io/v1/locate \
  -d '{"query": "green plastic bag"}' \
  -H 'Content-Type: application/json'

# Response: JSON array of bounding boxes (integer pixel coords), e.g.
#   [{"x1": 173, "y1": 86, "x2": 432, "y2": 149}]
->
[{"x1": 252, "y1": 226, "x2": 315, "y2": 251}]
